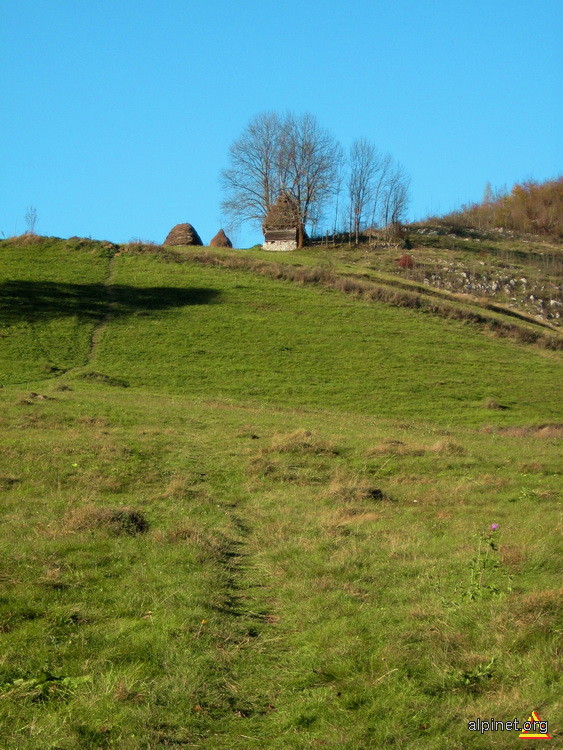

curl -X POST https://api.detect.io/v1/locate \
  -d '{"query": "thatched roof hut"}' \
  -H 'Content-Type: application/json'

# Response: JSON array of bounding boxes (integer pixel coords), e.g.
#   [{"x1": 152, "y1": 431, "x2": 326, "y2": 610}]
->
[
  {"x1": 163, "y1": 223, "x2": 203, "y2": 246},
  {"x1": 262, "y1": 193, "x2": 301, "y2": 251},
  {"x1": 209, "y1": 229, "x2": 232, "y2": 248}
]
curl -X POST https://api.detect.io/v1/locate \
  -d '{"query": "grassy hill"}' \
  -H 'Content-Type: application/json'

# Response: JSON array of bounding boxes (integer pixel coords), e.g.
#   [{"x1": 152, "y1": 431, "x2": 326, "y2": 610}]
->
[{"x1": 0, "y1": 236, "x2": 561, "y2": 748}]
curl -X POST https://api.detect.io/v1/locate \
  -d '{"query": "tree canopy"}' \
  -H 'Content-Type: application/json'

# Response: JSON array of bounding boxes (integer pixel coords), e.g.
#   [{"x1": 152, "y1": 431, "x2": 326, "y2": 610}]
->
[{"x1": 221, "y1": 111, "x2": 410, "y2": 247}]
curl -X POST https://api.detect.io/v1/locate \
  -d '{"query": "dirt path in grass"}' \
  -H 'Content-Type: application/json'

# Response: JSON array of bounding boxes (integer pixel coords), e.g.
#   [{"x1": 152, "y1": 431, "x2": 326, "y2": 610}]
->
[{"x1": 86, "y1": 253, "x2": 118, "y2": 365}]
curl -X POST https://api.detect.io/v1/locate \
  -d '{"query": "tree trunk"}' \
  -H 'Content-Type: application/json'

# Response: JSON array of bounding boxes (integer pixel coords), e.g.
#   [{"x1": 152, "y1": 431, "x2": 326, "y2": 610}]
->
[{"x1": 297, "y1": 223, "x2": 305, "y2": 249}]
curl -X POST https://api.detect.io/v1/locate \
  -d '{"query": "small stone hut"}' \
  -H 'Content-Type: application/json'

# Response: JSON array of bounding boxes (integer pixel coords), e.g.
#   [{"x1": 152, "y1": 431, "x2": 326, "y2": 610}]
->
[
  {"x1": 163, "y1": 223, "x2": 203, "y2": 246},
  {"x1": 262, "y1": 193, "x2": 301, "y2": 251},
  {"x1": 209, "y1": 229, "x2": 232, "y2": 248}
]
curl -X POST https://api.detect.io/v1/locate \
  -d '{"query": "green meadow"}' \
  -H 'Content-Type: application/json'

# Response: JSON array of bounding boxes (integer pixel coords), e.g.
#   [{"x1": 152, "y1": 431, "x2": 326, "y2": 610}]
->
[{"x1": 0, "y1": 237, "x2": 561, "y2": 748}]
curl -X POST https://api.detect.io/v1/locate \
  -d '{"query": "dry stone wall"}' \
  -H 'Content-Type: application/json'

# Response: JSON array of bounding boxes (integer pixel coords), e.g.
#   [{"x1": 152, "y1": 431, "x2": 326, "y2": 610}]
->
[{"x1": 263, "y1": 240, "x2": 298, "y2": 252}]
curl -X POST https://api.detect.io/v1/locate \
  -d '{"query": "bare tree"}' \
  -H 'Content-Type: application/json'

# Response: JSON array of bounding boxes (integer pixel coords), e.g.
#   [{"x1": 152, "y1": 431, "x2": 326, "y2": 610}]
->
[
  {"x1": 346, "y1": 148, "x2": 409, "y2": 244},
  {"x1": 368, "y1": 153, "x2": 393, "y2": 243},
  {"x1": 220, "y1": 111, "x2": 285, "y2": 231},
  {"x1": 347, "y1": 139, "x2": 378, "y2": 245},
  {"x1": 331, "y1": 156, "x2": 346, "y2": 238},
  {"x1": 380, "y1": 163, "x2": 411, "y2": 233},
  {"x1": 279, "y1": 113, "x2": 342, "y2": 247},
  {"x1": 221, "y1": 111, "x2": 342, "y2": 248},
  {"x1": 389, "y1": 165, "x2": 411, "y2": 227},
  {"x1": 24, "y1": 205, "x2": 38, "y2": 235}
]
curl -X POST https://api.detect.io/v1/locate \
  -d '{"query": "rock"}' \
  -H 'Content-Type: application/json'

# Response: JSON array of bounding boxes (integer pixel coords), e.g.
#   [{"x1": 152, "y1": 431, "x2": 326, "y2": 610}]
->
[
  {"x1": 209, "y1": 229, "x2": 232, "y2": 248},
  {"x1": 163, "y1": 223, "x2": 203, "y2": 247}
]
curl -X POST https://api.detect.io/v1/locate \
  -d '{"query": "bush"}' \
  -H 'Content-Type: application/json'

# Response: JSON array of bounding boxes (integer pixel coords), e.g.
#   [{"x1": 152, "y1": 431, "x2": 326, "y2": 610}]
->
[{"x1": 397, "y1": 254, "x2": 414, "y2": 270}]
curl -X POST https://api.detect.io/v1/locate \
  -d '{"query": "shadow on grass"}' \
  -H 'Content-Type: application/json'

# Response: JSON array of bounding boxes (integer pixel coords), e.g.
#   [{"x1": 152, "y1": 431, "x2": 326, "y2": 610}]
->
[{"x1": 0, "y1": 280, "x2": 221, "y2": 324}]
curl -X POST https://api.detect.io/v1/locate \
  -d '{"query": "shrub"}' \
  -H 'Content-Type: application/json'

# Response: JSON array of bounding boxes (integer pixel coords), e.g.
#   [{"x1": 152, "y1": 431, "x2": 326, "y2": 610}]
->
[{"x1": 397, "y1": 254, "x2": 415, "y2": 270}]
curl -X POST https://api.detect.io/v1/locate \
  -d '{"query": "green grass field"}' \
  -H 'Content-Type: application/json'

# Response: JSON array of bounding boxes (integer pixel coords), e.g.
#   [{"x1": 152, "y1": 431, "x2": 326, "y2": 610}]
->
[{"x1": 0, "y1": 237, "x2": 561, "y2": 748}]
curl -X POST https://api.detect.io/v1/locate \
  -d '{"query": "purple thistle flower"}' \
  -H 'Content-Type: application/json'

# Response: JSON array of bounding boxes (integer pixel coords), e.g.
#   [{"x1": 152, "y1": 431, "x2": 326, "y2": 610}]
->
[{"x1": 491, "y1": 523, "x2": 499, "y2": 531}]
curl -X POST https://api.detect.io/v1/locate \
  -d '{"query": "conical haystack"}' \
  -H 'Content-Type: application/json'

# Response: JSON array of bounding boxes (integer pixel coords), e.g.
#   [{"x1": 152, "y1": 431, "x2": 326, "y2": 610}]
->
[
  {"x1": 209, "y1": 229, "x2": 232, "y2": 248},
  {"x1": 163, "y1": 223, "x2": 203, "y2": 246}
]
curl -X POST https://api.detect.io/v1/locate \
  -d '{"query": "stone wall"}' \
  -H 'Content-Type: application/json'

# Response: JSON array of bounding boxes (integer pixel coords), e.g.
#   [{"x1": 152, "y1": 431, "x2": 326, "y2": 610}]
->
[{"x1": 263, "y1": 240, "x2": 298, "y2": 252}]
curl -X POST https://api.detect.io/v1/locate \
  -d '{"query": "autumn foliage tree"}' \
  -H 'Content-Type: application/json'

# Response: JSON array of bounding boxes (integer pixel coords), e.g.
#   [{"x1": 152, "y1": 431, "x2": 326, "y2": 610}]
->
[{"x1": 440, "y1": 177, "x2": 562, "y2": 237}]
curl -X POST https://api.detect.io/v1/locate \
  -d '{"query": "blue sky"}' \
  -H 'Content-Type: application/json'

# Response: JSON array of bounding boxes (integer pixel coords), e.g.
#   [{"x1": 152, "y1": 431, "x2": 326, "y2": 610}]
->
[{"x1": 1, "y1": 0, "x2": 561, "y2": 247}]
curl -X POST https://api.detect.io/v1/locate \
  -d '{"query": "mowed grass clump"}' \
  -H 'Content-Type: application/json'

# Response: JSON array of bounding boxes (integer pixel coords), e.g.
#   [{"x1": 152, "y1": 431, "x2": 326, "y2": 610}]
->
[
  {"x1": 323, "y1": 469, "x2": 390, "y2": 503},
  {"x1": 267, "y1": 429, "x2": 340, "y2": 455},
  {"x1": 248, "y1": 430, "x2": 340, "y2": 486},
  {"x1": 0, "y1": 238, "x2": 561, "y2": 747},
  {"x1": 64, "y1": 505, "x2": 149, "y2": 535}
]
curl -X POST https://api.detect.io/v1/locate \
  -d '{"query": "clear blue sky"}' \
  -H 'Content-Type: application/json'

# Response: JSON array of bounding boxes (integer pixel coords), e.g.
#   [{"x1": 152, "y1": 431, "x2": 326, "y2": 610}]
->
[{"x1": 1, "y1": 0, "x2": 561, "y2": 247}]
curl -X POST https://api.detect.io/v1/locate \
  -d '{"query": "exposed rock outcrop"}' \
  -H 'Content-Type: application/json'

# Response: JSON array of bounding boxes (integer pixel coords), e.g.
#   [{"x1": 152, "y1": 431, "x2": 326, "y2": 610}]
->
[{"x1": 163, "y1": 223, "x2": 203, "y2": 246}]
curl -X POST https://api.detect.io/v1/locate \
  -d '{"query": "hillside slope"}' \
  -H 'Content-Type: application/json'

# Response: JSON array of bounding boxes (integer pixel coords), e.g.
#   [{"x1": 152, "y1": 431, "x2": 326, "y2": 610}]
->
[
  {"x1": 1, "y1": 237, "x2": 561, "y2": 425},
  {"x1": 0, "y1": 237, "x2": 561, "y2": 748}
]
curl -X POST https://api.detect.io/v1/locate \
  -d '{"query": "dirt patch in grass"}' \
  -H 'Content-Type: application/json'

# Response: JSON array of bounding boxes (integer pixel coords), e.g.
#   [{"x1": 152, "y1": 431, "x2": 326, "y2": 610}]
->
[
  {"x1": 39, "y1": 566, "x2": 72, "y2": 591},
  {"x1": 0, "y1": 476, "x2": 21, "y2": 490},
  {"x1": 65, "y1": 505, "x2": 149, "y2": 535},
  {"x1": 155, "y1": 476, "x2": 210, "y2": 503},
  {"x1": 12, "y1": 412, "x2": 69, "y2": 430}
]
